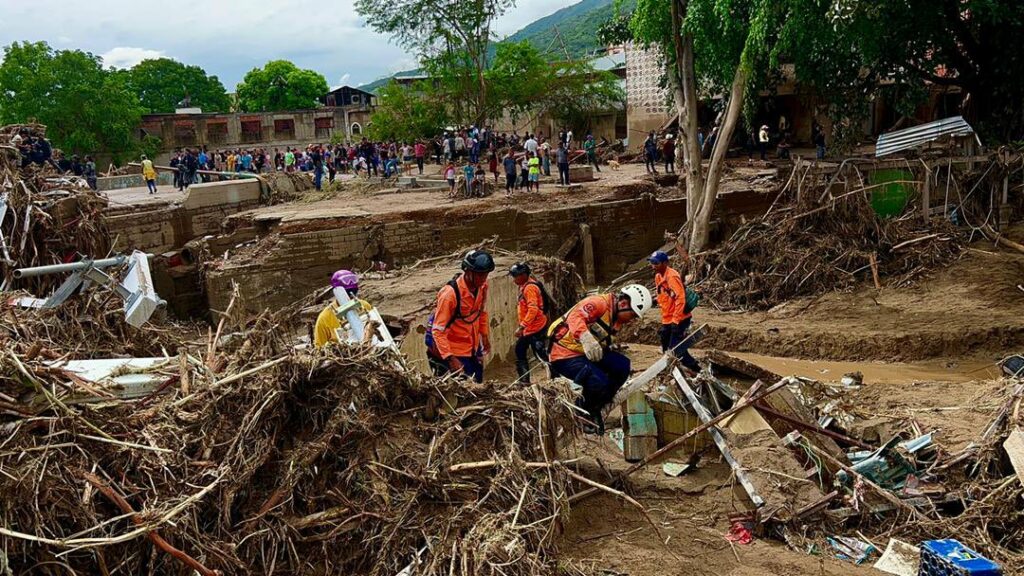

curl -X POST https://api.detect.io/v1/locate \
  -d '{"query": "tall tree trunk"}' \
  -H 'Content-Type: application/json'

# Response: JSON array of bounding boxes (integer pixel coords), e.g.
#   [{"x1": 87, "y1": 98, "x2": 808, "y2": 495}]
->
[{"x1": 688, "y1": 66, "x2": 747, "y2": 253}]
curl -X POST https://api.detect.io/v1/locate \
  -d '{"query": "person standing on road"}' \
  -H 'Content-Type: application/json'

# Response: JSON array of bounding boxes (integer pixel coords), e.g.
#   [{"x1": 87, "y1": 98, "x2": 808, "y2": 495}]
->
[
  {"x1": 662, "y1": 135, "x2": 676, "y2": 173},
  {"x1": 649, "y1": 250, "x2": 701, "y2": 374},
  {"x1": 311, "y1": 145, "x2": 324, "y2": 191},
  {"x1": 142, "y1": 154, "x2": 158, "y2": 194},
  {"x1": 556, "y1": 141, "x2": 570, "y2": 186},
  {"x1": 414, "y1": 140, "x2": 426, "y2": 175},
  {"x1": 644, "y1": 132, "x2": 659, "y2": 174},
  {"x1": 540, "y1": 138, "x2": 551, "y2": 176},
  {"x1": 527, "y1": 151, "x2": 541, "y2": 192},
  {"x1": 503, "y1": 149, "x2": 518, "y2": 198},
  {"x1": 509, "y1": 262, "x2": 549, "y2": 383},
  {"x1": 584, "y1": 134, "x2": 601, "y2": 173}
]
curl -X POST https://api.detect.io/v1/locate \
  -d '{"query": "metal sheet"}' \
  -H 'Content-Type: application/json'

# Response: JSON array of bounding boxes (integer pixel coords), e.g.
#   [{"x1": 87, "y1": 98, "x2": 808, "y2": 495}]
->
[{"x1": 875, "y1": 116, "x2": 975, "y2": 157}]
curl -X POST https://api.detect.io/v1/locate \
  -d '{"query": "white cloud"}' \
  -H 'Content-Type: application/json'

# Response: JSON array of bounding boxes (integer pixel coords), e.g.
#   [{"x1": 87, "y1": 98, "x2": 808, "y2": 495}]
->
[
  {"x1": 100, "y1": 46, "x2": 165, "y2": 69},
  {"x1": 338, "y1": 73, "x2": 351, "y2": 85},
  {"x1": 0, "y1": 0, "x2": 581, "y2": 87}
]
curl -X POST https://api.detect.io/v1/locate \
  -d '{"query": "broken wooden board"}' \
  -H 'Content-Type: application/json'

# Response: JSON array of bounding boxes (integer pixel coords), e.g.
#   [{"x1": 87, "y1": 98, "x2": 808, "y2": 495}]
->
[
  {"x1": 709, "y1": 350, "x2": 846, "y2": 459},
  {"x1": 674, "y1": 369, "x2": 764, "y2": 509},
  {"x1": 1004, "y1": 427, "x2": 1024, "y2": 485},
  {"x1": 675, "y1": 368, "x2": 827, "y2": 522}
]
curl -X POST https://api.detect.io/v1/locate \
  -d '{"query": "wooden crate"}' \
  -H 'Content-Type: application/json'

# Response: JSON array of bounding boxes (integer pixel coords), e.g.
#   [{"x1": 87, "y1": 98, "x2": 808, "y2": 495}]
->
[{"x1": 648, "y1": 393, "x2": 714, "y2": 454}]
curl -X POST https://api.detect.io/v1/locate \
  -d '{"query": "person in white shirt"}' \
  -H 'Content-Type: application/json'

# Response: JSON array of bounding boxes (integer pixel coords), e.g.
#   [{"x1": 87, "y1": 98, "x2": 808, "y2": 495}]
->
[{"x1": 524, "y1": 134, "x2": 538, "y2": 155}]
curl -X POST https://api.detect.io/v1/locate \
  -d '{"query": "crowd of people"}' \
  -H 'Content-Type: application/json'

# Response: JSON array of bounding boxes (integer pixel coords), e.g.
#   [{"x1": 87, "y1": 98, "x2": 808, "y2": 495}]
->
[
  {"x1": 9, "y1": 127, "x2": 99, "y2": 190},
  {"x1": 152, "y1": 124, "x2": 610, "y2": 197}
]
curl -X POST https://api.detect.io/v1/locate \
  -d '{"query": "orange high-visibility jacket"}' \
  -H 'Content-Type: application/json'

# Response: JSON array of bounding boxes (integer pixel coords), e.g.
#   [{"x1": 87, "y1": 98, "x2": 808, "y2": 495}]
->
[
  {"x1": 655, "y1": 266, "x2": 689, "y2": 325},
  {"x1": 548, "y1": 293, "x2": 623, "y2": 363},
  {"x1": 517, "y1": 278, "x2": 548, "y2": 336},
  {"x1": 431, "y1": 274, "x2": 489, "y2": 359}
]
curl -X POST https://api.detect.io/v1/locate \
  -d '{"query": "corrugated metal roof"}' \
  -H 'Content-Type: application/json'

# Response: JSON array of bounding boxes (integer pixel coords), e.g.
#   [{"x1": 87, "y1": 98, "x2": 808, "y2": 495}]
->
[
  {"x1": 875, "y1": 115, "x2": 976, "y2": 157},
  {"x1": 589, "y1": 52, "x2": 626, "y2": 72}
]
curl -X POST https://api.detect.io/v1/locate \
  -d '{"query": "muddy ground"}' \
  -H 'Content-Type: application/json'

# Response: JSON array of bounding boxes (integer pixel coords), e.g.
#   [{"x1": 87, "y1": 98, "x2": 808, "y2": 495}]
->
[
  {"x1": 262, "y1": 161, "x2": 1021, "y2": 575},
  {"x1": 697, "y1": 233, "x2": 1024, "y2": 363}
]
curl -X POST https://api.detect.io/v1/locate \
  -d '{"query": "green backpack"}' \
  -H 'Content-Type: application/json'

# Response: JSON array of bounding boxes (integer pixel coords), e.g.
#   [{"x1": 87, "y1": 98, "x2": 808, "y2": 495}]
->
[{"x1": 684, "y1": 287, "x2": 700, "y2": 313}]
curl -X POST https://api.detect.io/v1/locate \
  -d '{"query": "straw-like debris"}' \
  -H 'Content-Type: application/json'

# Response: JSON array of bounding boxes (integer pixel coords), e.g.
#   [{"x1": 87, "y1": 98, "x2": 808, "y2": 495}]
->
[
  {"x1": 0, "y1": 298, "x2": 580, "y2": 575},
  {"x1": 694, "y1": 181, "x2": 962, "y2": 311},
  {"x1": 1, "y1": 124, "x2": 109, "y2": 293}
]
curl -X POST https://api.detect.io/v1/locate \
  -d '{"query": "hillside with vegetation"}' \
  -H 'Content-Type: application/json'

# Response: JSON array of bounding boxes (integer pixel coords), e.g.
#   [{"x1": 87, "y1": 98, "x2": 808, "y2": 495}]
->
[{"x1": 359, "y1": 0, "x2": 631, "y2": 93}]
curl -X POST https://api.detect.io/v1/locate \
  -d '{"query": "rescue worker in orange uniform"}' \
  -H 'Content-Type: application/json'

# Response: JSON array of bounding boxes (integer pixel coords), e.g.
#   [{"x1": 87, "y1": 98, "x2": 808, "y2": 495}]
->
[
  {"x1": 427, "y1": 250, "x2": 494, "y2": 382},
  {"x1": 510, "y1": 262, "x2": 550, "y2": 383},
  {"x1": 548, "y1": 284, "x2": 652, "y2": 432},
  {"x1": 649, "y1": 250, "x2": 701, "y2": 373}
]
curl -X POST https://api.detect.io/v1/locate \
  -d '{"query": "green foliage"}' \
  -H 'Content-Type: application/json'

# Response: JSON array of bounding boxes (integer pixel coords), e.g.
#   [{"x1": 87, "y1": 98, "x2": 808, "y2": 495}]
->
[
  {"x1": 0, "y1": 41, "x2": 145, "y2": 156},
  {"x1": 822, "y1": 0, "x2": 1024, "y2": 141},
  {"x1": 356, "y1": 0, "x2": 516, "y2": 123},
  {"x1": 125, "y1": 58, "x2": 231, "y2": 113},
  {"x1": 367, "y1": 80, "x2": 450, "y2": 142},
  {"x1": 508, "y1": 0, "x2": 638, "y2": 58},
  {"x1": 235, "y1": 60, "x2": 329, "y2": 112}
]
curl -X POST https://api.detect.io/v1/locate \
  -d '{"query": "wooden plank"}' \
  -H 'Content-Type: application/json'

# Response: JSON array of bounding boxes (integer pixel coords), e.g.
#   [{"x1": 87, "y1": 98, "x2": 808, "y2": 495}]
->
[
  {"x1": 579, "y1": 223, "x2": 596, "y2": 285},
  {"x1": 1003, "y1": 427, "x2": 1024, "y2": 485},
  {"x1": 674, "y1": 369, "x2": 765, "y2": 508}
]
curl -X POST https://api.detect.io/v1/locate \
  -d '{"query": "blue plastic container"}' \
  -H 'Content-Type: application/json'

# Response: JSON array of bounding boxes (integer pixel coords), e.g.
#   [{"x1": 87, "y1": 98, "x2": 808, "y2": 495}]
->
[{"x1": 919, "y1": 539, "x2": 1001, "y2": 576}]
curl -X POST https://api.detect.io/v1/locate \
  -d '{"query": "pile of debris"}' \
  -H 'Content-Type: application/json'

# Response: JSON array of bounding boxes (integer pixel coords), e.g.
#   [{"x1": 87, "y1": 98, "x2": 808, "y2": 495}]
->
[
  {"x1": 0, "y1": 124, "x2": 107, "y2": 294},
  {"x1": 687, "y1": 352, "x2": 1024, "y2": 573},
  {"x1": 0, "y1": 297, "x2": 581, "y2": 575},
  {"x1": 694, "y1": 181, "x2": 962, "y2": 310}
]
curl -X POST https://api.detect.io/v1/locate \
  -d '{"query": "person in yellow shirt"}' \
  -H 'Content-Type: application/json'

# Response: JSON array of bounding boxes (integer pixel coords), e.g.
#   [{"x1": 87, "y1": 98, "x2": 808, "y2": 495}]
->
[
  {"x1": 226, "y1": 152, "x2": 237, "y2": 173},
  {"x1": 314, "y1": 270, "x2": 374, "y2": 347},
  {"x1": 141, "y1": 155, "x2": 158, "y2": 194}
]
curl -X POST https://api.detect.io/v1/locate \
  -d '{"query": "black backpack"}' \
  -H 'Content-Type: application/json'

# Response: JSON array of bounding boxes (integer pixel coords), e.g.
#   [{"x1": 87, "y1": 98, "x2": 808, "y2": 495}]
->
[{"x1": 526, "y1": 279, "x2": 555, "y2": 320}]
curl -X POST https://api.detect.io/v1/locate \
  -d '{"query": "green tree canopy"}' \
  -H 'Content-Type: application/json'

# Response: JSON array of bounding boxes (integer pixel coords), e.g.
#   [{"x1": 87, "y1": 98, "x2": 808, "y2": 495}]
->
[
  {"x1": 0, "y1": 41, "x2": 146, "y2": 156},
  {"x1": 125, "y1": 58, "x2": 231, "y2": 113},
  {"x1": 367, "y1": 80, "x2": 450, "y2": 142},
  {"x1": 355, "y1": 0, "x2": 516, "y2": 124},
  {"x1": 485, "y1": 40, "x2": 623, "y2": 127},
  {"x1": 235, "y1": 60, "x2": 329, "y2": 112}
]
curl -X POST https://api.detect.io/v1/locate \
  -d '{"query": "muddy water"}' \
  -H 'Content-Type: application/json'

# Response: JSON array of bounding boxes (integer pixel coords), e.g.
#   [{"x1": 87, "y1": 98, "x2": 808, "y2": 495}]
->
[{"x1": 729, "y1": 351, "x2": 1002, "y2": 384}]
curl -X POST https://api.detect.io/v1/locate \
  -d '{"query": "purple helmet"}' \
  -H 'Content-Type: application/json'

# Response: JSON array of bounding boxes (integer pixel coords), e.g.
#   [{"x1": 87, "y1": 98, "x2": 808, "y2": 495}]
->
[{"x1": 330, "y1": 269, "x2": 359, "y2": 291}]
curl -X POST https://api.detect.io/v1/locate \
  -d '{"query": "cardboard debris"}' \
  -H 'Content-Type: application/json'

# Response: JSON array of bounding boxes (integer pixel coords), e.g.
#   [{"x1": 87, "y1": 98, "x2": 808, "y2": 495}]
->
[{"x1": 874, "y1": 539, "x2": 920, "y2": 576}]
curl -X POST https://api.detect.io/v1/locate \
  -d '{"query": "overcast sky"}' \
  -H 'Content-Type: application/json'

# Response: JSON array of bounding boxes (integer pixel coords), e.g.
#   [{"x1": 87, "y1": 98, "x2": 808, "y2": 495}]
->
[{"x1": 0, "y1": 0, "x2": 577, "y2": 91}]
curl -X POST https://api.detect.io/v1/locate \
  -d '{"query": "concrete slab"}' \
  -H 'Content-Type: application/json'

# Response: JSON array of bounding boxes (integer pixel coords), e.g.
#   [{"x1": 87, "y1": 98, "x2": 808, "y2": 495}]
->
[{"x1": 182, "y1": 179, "x2": 261, "y2": 210}]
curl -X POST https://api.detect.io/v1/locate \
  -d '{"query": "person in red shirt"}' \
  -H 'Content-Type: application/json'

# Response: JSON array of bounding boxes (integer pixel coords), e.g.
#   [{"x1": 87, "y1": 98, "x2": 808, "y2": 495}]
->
[
  {"x1": 547, "y1": 284, "x2": 652, "y2": 432},
  {"x1": 662, "y1": 135, "x2": 676, "y2": 173},
  {"x1": 427, "y1": 250, "x2": 494, "y2": 382},
  {"x1": 649, "y1": 250, "x2": 700, "y2": 373},
  {"x1": 414, "y1": 140, "x2": 426, "y2": 175},
  {"x1": 510, "y1": 262, "x2": 549, "y2": 383}
]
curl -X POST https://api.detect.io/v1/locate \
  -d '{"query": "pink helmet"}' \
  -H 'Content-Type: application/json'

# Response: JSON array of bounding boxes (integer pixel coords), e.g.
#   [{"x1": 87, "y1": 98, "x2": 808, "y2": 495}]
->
[{"x1": 330, "y1": 269, "x2": 359, "y2": 291}]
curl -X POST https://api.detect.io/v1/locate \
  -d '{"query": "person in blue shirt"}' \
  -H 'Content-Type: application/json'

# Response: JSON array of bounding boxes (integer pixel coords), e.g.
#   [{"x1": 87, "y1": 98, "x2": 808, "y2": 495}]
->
[{"x1": 462, "y1": 161, "x2": 475, "y2": 198}]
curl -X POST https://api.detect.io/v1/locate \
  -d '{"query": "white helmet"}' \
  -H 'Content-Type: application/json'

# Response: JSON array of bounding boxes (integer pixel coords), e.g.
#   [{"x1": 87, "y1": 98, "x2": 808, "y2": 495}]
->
[{"x1": 619, "y1": 284, "x2": 652, "y2": 317}]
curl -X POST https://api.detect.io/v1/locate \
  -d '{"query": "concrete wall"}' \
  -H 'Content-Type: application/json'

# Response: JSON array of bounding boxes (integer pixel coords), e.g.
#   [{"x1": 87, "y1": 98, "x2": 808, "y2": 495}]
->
[
  {"x1": 105, "y1": 179, "x2": 262, "y2": 254},
  {"x1": 625, "y1": 43, "x2": 673, "y2": 148},
  {"x1": 142, "y1": 107, "x2": 375, "y2": 164},
  {"x1": 205, "y1": 194, "x2": 698, "y2": 314},
  {"x1": 213, "y1": 182, "x2": 777, "y2": 316}
]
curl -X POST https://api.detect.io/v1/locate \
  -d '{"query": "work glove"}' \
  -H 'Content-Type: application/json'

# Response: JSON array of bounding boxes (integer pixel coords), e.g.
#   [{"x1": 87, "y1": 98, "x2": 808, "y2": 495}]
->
[{"x1": 579, "y1": 331, "x2": 603, "y2": 362}]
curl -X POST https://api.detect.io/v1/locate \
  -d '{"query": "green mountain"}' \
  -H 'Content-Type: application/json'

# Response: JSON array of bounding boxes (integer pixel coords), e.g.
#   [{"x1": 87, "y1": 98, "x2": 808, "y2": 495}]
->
[
  {"x1": 358, "y1": 0, "x2": 631, "y2": 93},
  {"x1": 506, "y1": 0, "x2": 633, "y2": 59}
]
